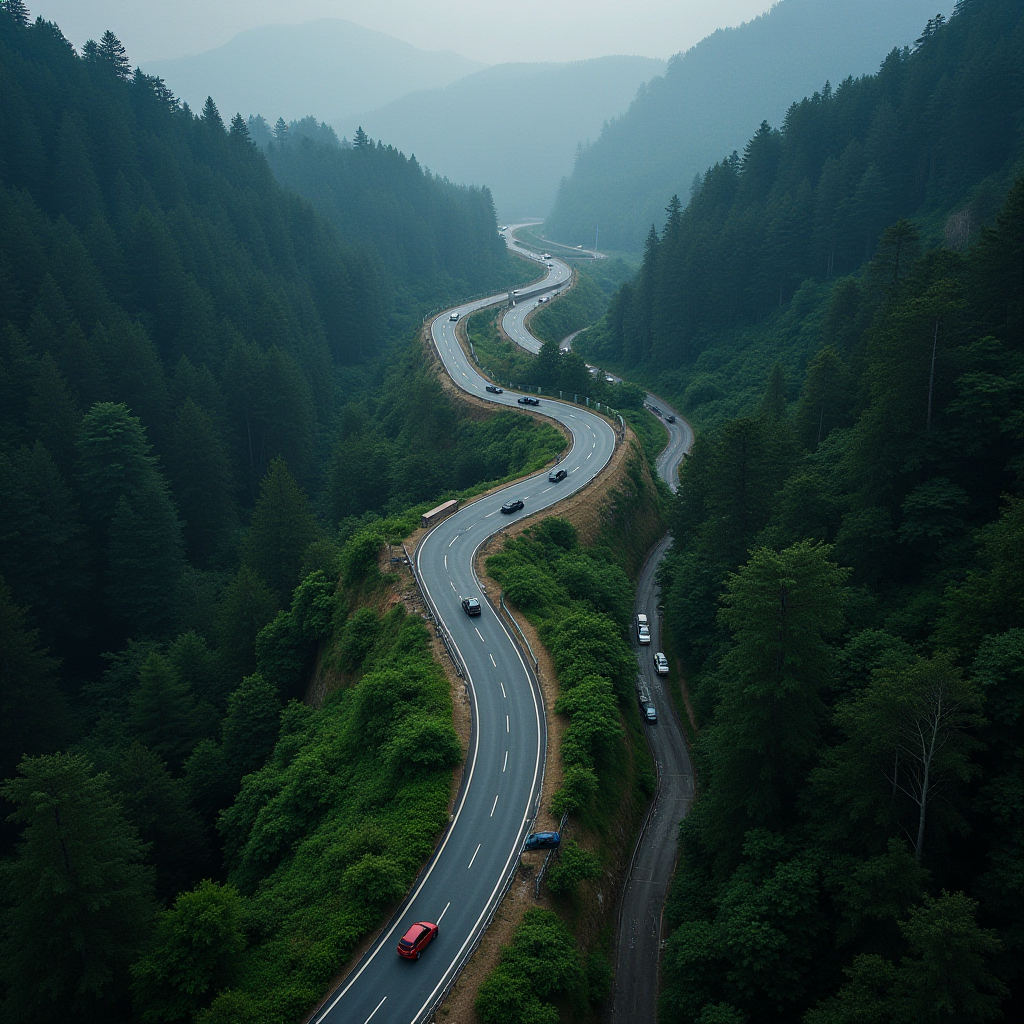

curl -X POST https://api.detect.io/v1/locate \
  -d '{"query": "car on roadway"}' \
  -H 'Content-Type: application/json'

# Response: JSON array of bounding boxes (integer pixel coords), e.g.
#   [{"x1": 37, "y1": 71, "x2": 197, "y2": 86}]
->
[
  {"x1": 517, "y1": 396, "x2": 540, "y2": 406},
  {"x1": 636, "y1": 613, "x2": 651, "y2": 645},
  {"x1": 666, "y1": 414, "x2": 676, "y2": 423},
  {"x1": 639, "y1": 698, "x2": 658, "y2": 723},
  {"x1": 548, "y1": 467, "x2": 568, "y2": 483},
  {"x1": 485, "y1": 385, "x2": 504, "y2": 394},
  {"x1": 501, "y1": 498, "x2": 525, "y2": 514},
  {"x1": 604, "y1": 375, "x2": 615, "y2": 383},
  {"x1": 448, "y1": 311, "x2": 460, "y2": 321},
  {"x1": 546, "y1": 262, "x2": 554, "y2": 268},
  {"x1": 524, "y1": 831, "x2": 560, "y2": 851},
  {"x1": 576, "y1": 244, "x2": 583, "y2": 248},
  {"x1": 654, "y1": 652, "x2": 669, "y2": 675},
  {"x1": 397, "y1": 921, "x2": 439, "y2": 960},
  {"x1": 462, "y1": 597, "x2": 481, "y2": 616}
]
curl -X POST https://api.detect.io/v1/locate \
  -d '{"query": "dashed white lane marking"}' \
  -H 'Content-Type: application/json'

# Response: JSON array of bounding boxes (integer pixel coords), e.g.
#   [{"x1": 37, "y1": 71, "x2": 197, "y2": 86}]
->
[
  {"x1": 468, "y1": 843, "x2": 482, "y2": 869},
  {"x1": 503, "y1": 750, "x2": 508, "y2": 771},
  {"x1": 449, "y1": 536, "x2": 458, "y2": 547},
  {"x1": 475, "y1": 627, "x2": 485, "y2": 643},
  {"x1": 490, "y1": 653, "x2": 496, "y2": 667},
  {"x1": 587, "y1": 451, "x2": 593, "y2": 459},
  {"x1": 437, "y1": 901, "x2": 451, "y2": 923},
  {"x1": 500, "y1": 682, "x2": 506, "y2": 698},
  {"x1": 541, "y1": 486, "x2": 553, "y2": 494},
  {"x1": 572, "y1": 466, "x2": 580, "y2": 473},
  {"x1": 444, "y1": 555, "x2": 448, "y2": 569},
  {"x1": 484, "y1": 509, "x2": 500, "y2": 518},
  {"x1": 506, "y1": 715, "x2": 510, "y2": 733},
  {"x1": 490, "y1": 794, "x2": 499, "y2": 817},
  {"x1": 450, "y1": 581, "x2": 457, "y2": 592},
  {"x1": 363, "y1": 997, "x2": 387, "y2": 1024}
]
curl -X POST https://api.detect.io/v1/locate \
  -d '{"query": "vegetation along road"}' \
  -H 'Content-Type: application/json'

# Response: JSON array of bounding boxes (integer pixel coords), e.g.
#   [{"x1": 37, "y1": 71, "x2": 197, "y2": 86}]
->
[
  {"x1": 611, "y1": 400, "x2": 694, "y2": 1024},
  {"x1": 314, "y1": 262, "x2": 617, "y2": 1024}
]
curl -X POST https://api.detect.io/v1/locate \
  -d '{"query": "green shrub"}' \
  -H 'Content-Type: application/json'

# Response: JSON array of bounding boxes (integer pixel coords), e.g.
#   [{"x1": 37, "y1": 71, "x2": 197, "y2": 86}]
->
[{"x1": 546, "y1": 839, "x2": 602, "y2": 897}]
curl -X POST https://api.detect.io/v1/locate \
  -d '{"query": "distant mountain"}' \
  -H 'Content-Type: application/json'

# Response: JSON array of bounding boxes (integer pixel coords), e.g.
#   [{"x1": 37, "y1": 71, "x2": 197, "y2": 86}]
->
[
  {"x1": 544, "y1": 0, "x2": 955, "y2": 251},
  {"x1": 142, "y1": 19, "x2": 486, "y2": 123},
  {"x1": 342, "y1": 56, "x2": 666, "y2": 221}
]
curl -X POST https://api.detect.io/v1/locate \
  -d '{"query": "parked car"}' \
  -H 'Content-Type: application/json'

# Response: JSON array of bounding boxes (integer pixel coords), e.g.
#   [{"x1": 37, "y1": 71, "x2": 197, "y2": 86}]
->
[
  {"x1": 448, "y1": 311, "x2": 459, "y2": 321},
  {"x1": 639, "y1": 699, "x2": 658, "y2": 723},
  {"x1": 654, "y1": 652, "x2": 669, "y2": 675},
  {"x1": 548, "y1": 468, "x2": 567, "y2": 482},
  {"x1": 462, "y1": 598, "x2": 481, "y2": 616},
  {"x1": 636, "y1": 613, "x2": 651, "y2": 645},
  {"x1": 501, "y1": 498, "x2": 525, "y2": 514},
  {"x1": 517, "y1": 396, "x2": 540, "y2": 406},
  {"x1": 485, "y1": 385, "x2": 504, "y2": 394},
  {"x1": 524, "y1": 831, "x2": 561, "y2": 850},
  {"x1": 397, "y1": 921, "x2": 438, "y2": 960}
]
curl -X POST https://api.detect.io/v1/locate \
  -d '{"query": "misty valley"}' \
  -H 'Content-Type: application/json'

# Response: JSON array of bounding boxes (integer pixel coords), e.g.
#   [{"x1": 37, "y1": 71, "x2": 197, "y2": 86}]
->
[{"x1": 0, "y1": 1, "x2": 1021, "y2": 1023}]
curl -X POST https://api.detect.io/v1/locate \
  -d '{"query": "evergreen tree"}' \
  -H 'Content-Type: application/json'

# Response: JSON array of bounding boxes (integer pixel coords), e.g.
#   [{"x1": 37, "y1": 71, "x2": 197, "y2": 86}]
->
[
  {"x1": 241, "y1": 458, "x2": 319, "y2": 605},
  {"x1": 228, "y1": 113, "x2": 250, "y2": 143},
  {"x1": 96, "y1": 30, "x2": 132, "y2": 80},
  {"x1": 221, "y1": 672, "x2": 281, "y2": 782},
  {"x1": 0, "y1": 0, "x2": 30, "y2": 28},
  {"x1": 214, "y1": 564, "x2": 277, "y2": 682},
  {"x1": 201, "y1": 97, "x2": 223, "y2": 133},
  {"x1": 352, "y1": 125, "x2": 369, "y2": 148},
  {"x1": 272, "y1": 117, "x2": 288, "y2": 144},
  {"x1": 0, "y1": 754, "x2": 155, "y2": 1021},
  {"x1": 0, "y1": 578, "x2": 69, "y2": 784},
  {"x1": 129, "y1": 653, "x2": 204, "y2": 772}
]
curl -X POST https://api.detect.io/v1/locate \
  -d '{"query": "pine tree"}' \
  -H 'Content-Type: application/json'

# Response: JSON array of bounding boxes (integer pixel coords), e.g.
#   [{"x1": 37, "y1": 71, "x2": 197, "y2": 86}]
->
[
  {"x1": 0, "y1": 754, "x2": 155, "y2": 1019},
  {"x1": 201, "y1": 96, "x2": 224, "y2": 132},
  {"x1": 242, "y1": 458, "x2": 319, "y2": 605},
  {"x1": 215, "y1": 564, "x2": 277, "y2": 682},
  {"x1": 96, "y1": 29, "x2": 132, "y2": 80},
  {"x1": 0, "y1": 577, "x2": 69, "y2": 782},
  {"x1": 272, "y1": 117, "x2": 289, "y2": 144},
  {"x1": 229, "y1": 112, "x2": 250, "y2": 143},
  {"x1": 129, "y1": 653, "x2": 204, "y2": 772},
  {"x1": 353, "y1": 125, "x2": 370, "y2": 149},
  {"x1": 0, "y1": 0, "x2": 30, "y2": 28},
  {"x1": 221, "y1": 672, "x2": 281, "y2": 781}
]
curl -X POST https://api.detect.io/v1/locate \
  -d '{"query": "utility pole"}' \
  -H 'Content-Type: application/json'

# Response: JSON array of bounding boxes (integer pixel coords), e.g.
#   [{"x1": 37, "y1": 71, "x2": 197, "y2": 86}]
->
[
  {"x1": 926, "y1": 318, "x2": 940, "y2": 431},
  {"x1": 594, "y1": 224, "x2": 599, "y2": 255}
]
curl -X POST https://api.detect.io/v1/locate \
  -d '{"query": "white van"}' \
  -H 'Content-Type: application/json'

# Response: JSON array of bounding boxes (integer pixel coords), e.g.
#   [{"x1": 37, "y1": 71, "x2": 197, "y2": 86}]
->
[
  {"x1": 636, "y1": 613, "x2": 651, "y2": 645},
  {"x1": 448, "y1": 312, "x2": 460, "y2": 322}
]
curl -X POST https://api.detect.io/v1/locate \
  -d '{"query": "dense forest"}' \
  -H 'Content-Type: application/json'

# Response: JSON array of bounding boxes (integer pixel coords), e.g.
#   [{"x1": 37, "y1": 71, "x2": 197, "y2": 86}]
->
[
  {"x1": 544, "y1": 3, "x2": 1024, "y2": 1020},
  {"x1": 0, "y1": 6, "x2": 564, "y2": 1021},
  {"x1": 580, "y1": 0, "x2": 1021, "y2": 376},
  {"x1": 543, "y1": 0, "x2": 951, "y2": 252}
]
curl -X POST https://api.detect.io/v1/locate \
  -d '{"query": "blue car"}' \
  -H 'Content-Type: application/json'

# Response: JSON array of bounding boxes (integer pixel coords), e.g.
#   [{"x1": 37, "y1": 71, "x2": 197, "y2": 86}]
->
[{"x1": 524, "y1": 831, "x2": 561, "y2": 851}]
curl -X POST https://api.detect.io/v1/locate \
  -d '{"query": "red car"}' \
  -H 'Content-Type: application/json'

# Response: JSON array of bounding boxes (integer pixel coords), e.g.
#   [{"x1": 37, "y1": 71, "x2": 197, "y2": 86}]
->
[{"x1": 397, "y1": 921, "x2": 438, "y2": 960}]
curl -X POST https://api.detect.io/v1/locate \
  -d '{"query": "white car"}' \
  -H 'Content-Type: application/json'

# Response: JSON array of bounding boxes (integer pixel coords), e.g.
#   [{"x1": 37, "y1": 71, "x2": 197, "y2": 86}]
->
[
  {"x1": 654, "y1": 652, "x2": 669, "y2": 675},
  {"x1": 449, "y1": 312, "x2": 459, "y2": 321}
]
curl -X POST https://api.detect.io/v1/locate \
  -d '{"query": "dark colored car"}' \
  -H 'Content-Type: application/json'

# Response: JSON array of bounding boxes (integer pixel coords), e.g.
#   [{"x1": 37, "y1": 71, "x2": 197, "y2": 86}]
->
[
  {"x1": 485, "y1": 385, "x2": 504, "y2": 394},
  {"x1": 397, "y1": 921, "x2": 438, "y2": 960},
  {"x1": 517, "y1": 396, "x2": 540, "y2": 406},
  {"x1": 524, "y1": 831, "x2": 561, "y2": 851},
  {"x1": 666, "y1": 414, "x2": 676, "y2": 423},
  {"x1": 548, "y1": 468, "x2": 567, "y2": 482},
  {"x1": 501, "y1": 498, "x2": 525, "y2": 514},
  {"x1": 639, "y1": 698, "x2": 658, "y2": 723},
  {"x1": 462, "y1": 597, "x2": 481, "y2": 616}
]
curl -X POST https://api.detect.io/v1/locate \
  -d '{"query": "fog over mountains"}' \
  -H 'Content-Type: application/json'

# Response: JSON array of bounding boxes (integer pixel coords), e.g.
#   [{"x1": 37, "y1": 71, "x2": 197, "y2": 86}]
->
[
  {"x1": 342, "y1": 57, "x2": 666, "y2": 220},
  {"x1": 142, "y1": 19, "x2": 485, "y2": 123},
  {"x1": 544, "y1": 0, "x2": 957, "y2": 250}
]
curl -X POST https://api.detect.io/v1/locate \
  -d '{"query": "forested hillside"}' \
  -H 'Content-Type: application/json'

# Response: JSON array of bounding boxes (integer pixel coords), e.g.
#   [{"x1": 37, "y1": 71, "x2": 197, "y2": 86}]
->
[
  {"x1": 267, "y1": 128, "x2": 515, "y2": 312},
  {"x1": 580, "y1": 0, "x2": 1021, "y2": 384},
  {"x1": 658, "y1": 167, "x2": 1023, "y2": 1024},
  {"x1": 0, "y1": 7, "x2": 564, "y2": 1021},
  {"x1": 574, "y1": 3, "x2": 1024, "y2": 1020},
  {"x1": 544, "y1": 0, "x2": 953, "y2": 251}
]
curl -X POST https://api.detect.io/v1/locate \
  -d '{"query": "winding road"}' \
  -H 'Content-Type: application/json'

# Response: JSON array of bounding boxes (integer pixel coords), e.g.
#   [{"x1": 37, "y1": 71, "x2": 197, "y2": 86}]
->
[
  {"x1": 612, "y1": 404, "x2": 694, "y2": 1024},
  {"x1": 313, "y1": 254, "x2": 616, "y2": 1024}
]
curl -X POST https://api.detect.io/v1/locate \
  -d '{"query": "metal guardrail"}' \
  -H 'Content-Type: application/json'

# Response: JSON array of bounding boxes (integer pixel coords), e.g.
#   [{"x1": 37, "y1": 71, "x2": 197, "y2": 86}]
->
[
  {"x1": 499, "y1": 591, "x2": 539, "y2": 669},
  {"x1": 534, "y1": 810, "x2": 570, "y2": 898},
  {"x1": 403, "y1": 542, "x2": 466, "y2": 680}
]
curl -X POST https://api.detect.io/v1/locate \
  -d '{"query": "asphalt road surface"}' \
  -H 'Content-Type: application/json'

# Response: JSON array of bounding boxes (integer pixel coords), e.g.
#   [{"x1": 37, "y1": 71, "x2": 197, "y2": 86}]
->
[
  {"x1": 611, "y1": 397, "x2": 695, "y2": 1024},
  {"x1": 313, "y1": 281, "x2": 616, "y2": 1024}
]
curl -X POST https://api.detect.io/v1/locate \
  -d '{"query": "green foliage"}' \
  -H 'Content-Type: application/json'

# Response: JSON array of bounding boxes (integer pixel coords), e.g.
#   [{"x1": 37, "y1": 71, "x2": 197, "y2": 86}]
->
[
  {"x1": 204, "y1": 607, "x2": 458, "y2": 1017},
  {"x1": 475, "y1": 909, "x2": 588, "y2": 1024},
  {"x1": 546, "y1": 838, "x2": 602, "y2": 897},
  {"x1": 242, "y1": 459, "x2": 319, "y2": 607},
  {"x1": 131, "y1": 880, "x2": 246, "y2": 1023},
  {"x1": 0, "y1": 753, "x2": 155, "y2": 1022},
  {"x1": 130, "y1": 652, "x2": 205, "y2": 773},
  {"x1": 529, "y1": 268, "x2": 609, "y2": 346}
]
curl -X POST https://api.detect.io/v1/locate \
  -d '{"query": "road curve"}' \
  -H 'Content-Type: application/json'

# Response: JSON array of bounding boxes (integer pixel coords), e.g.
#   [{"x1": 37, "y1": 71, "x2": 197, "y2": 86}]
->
[
  {"x1": 501, "y1": 225, "x2": 572, "y2": 354},
  {"x1": 611, "y1": 398, "x2": 694, "y2": 1024},
  {"x1": 314, "y1": 270, "x2": 617, "y2": 1024}
]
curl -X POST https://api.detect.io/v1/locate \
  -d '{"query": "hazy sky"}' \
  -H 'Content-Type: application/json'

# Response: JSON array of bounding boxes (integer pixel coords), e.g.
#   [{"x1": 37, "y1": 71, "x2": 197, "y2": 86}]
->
[{"x1": 29, "y1": 0, "x2": 777, "y2": 64}]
